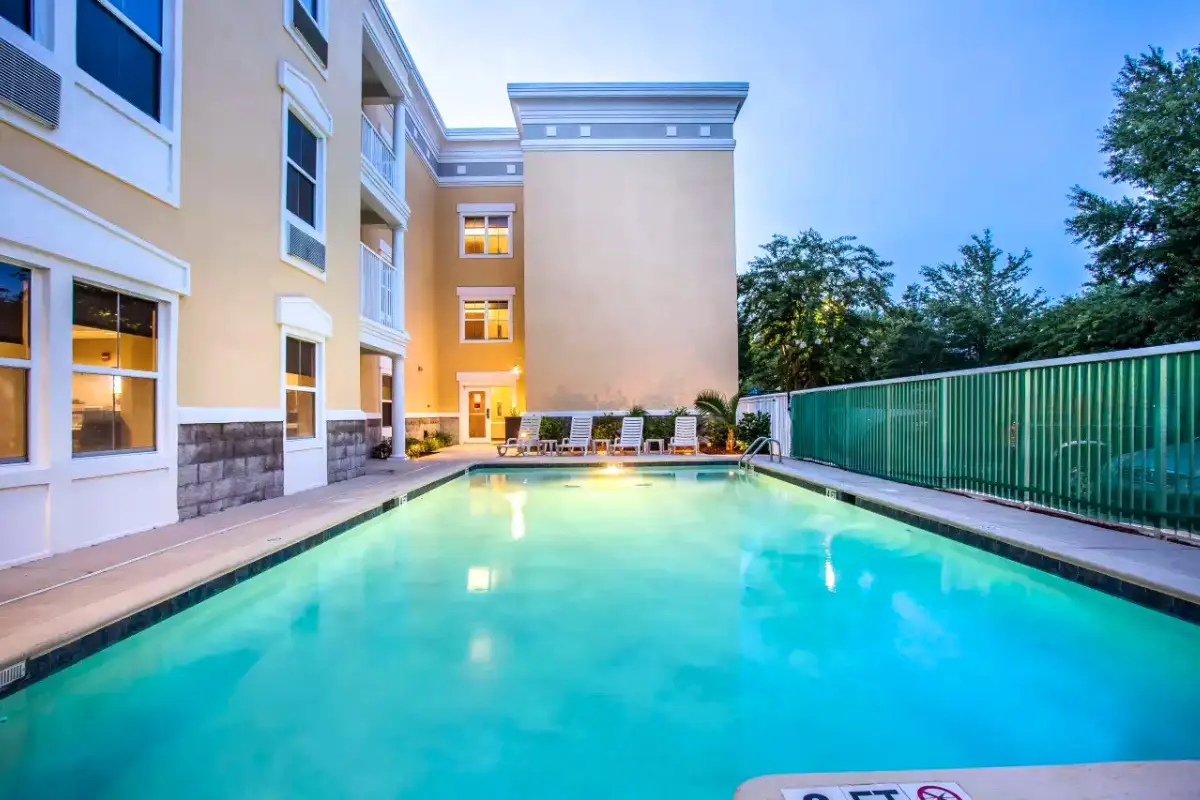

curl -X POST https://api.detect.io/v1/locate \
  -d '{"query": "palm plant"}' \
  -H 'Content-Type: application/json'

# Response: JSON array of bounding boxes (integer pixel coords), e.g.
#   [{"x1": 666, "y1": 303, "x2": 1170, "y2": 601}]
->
[{"x1": 694, "y1": 390, "x2": 741, "y2": 452}]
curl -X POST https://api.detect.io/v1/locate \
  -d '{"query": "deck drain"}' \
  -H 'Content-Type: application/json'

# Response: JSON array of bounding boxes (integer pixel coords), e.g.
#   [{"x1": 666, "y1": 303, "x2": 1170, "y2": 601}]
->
[
  {"x1": 635, "y1": 483, "x2": 652, "y2": 487},
  {"x1": 267, "y1": 537, "x2": 281, "y2": 543},
  {"x1": 564, "y1": 484, "x2": 581, "y2": 488}
]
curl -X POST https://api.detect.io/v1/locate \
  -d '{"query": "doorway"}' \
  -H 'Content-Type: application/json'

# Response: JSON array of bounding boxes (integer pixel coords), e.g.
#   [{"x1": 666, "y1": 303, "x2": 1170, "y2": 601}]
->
[{"x1": 466, "y1": 388, "x2": 490, "y2": 442}]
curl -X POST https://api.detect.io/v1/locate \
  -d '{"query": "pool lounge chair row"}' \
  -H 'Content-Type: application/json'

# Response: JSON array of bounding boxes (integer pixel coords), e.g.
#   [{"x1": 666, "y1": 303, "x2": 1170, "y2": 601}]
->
[{"x1": 497, "y1": 414, "x2": 700, "y2": 456}]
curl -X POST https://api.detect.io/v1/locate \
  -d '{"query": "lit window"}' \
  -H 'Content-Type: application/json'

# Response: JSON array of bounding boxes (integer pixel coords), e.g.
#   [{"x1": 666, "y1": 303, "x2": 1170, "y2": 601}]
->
[
  {"x1": 462, "y1": 299, "x2": 511, "y2": 342},
  {"x1": 71, "y1": 281, "x2": 158, "y2": 456},
  {"x1": 0, "y1": 262, "x2": 31, "y2": 464},
  {"x1": 76, "y1": 0, "x2": 164, "y2": 120},
  {"x1": 285, "y1": 336, "x2": 317, "y2": 439},
  {"x1": 461, "y1": 215, "x2": 510, "y2": 257},
  {"x1": 0, "y1": 0, "x2": 32, "y2": 33},
  {"x1": 381, "y1": 373, "x2": 392, "y2": 428},
  {"x1": 286, "y1": 111, "x2": 319, "y2": 228}
]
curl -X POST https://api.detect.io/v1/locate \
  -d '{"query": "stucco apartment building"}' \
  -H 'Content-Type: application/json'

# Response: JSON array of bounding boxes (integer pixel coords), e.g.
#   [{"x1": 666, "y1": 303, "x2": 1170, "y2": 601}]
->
[{"x1": 0, "y1": 0, "x2": 746, "y2": 565}]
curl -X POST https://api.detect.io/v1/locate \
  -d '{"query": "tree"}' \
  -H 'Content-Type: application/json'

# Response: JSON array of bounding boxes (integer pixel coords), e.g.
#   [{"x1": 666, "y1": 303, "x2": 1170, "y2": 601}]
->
[
  {"x1": 738, "y1": 230, "x2": 893, "y2": 391},
  {"x1": 875, "y1": 286, "x2": 957, "y2": 378},
  {"x1": 694, "y1": 390, "x2": 740, "y2": 452},
  {"x1": 1067, "y1": 46, "x2": 1200, "y2": 342},
  {"x1": 908, "y1": 229, "x2": 1047, "y2": 369},
  {"x1": 1014, "y1": 283, "x2": 1156, "y2": 360}
]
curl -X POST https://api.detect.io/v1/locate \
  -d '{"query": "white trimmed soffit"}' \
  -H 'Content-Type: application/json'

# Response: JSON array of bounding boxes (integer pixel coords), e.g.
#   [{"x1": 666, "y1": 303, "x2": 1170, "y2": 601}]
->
[
  {"x1": 456, "y1": 285, "x2": 516, "y2": 299},
  {"x1": 508, "y1": 82, "x2": 748, "y2": 152},
  {"x1": 359, "y1": 316, "x2": 411, "y2": 357},
  {"x1": 276, "y1": 295, "x2": 333, "y2": 339},
  {"x1": 279, "y1": 61, "x2": 333, "y2": 137},
  {"x1": 0, "y1": 165, "x2": 190, "y2": 295}
]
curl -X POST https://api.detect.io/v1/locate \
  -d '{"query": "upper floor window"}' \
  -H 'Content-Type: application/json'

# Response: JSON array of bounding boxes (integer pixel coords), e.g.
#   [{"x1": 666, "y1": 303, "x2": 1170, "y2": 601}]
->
[
  {"x1": 286, "y1": 111, "x2": 319, "y2": 228},
  {"x1": 0, "y1": 0, "x2": 32, "y2": 33},
  {"x1": 76, "y1": 0, "x2": 164, "y2": 121},
  {"x1": 462, "y1": 215, "x2": 510, "y2": 257},
  {"x1": 286, "y1": 0, "x2": 327, "y2": 71},
  {"x1": 71, "y1": 281, "x2": 158, "y2": 456},
  {"x1": 462, "y1": 299, "x2": 511, "y2": 343},
  {"x1": 285, "y1": 336, "x2": 317, "y2": 439},
  {"x1": 0, "y1": 262, "x2": 31, "y2": 464}
]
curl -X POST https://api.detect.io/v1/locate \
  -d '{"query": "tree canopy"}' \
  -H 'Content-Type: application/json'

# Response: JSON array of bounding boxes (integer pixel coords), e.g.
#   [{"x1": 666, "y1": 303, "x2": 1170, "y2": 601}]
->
[{"x1": 739, "y1": 45, "x2": 1200, "y2": 393}]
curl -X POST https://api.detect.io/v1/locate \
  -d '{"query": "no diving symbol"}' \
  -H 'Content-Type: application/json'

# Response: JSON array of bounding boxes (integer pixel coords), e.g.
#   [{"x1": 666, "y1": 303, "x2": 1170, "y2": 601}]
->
[{"x1": 916, "y1": 787, "x2": 963, "y2": 800}]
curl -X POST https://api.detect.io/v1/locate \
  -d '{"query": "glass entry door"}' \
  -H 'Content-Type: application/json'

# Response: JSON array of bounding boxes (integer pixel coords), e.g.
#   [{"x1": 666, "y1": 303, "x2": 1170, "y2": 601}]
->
[{"x1": 466, "y1": 389, "x2": 490, "y2": 442}]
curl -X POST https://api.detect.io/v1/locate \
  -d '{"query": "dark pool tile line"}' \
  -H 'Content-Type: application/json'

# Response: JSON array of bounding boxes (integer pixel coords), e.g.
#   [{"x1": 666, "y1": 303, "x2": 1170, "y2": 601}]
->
[
  {"x1": 0, "y1": 467, "x2": 470, "y2": 701},
  {"x1": 755, "y1": 466, "x2": 1200, "y2": 626},
  {"x1": 469, "y1": 458, "x2": 738, "y2": 473}
]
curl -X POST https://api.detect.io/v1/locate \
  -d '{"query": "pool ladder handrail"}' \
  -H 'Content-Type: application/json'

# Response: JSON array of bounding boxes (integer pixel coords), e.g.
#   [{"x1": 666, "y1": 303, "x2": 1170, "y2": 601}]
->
[{"x1": 739, "y1": 436, "x2": 782, "y2": 467}]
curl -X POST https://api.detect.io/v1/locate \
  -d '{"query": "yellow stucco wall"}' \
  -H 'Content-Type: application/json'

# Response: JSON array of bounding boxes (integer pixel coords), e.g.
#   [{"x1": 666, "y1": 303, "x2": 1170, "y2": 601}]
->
[
  {"x1": 522, "y1": 150, "x2": 738, "y2": 410},
  {"x1": 0, "y1": 0, "x2": 369, "y2": 412},
  {"x1": 402, "y1": 148, "x2": 441, "y2": 415},
  {"x1": 433, "y1": 185, "x2": 526, "y2": 414}
]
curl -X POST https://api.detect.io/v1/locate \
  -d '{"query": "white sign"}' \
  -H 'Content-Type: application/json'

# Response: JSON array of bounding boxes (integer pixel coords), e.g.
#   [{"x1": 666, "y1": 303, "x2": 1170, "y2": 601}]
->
[{"x1": 781, "y1": 782, "x2": 971, "y2": 800}]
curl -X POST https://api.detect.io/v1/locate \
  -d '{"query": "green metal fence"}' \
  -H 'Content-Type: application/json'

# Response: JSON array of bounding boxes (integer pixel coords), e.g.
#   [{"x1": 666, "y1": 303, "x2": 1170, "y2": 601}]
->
[{"x1": 790, "y1": 343, "x2": 1200, "y2": 538}]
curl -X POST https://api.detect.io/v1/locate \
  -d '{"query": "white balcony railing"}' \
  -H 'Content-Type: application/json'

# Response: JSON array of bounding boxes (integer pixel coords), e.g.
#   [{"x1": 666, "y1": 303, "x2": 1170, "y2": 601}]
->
[
  {"x1": 361, "y1": 112, "x2": 398, "y2": 189},
  {"x1": 361, "y1": 243, "x2": 397, "y2": 329}
]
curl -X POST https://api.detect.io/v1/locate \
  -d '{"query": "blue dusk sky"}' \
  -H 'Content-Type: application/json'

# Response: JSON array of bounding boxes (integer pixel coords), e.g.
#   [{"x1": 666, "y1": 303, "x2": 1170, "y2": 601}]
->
[{"x1": 386, "y1": 0, "x2": 1200, "y2": 298}]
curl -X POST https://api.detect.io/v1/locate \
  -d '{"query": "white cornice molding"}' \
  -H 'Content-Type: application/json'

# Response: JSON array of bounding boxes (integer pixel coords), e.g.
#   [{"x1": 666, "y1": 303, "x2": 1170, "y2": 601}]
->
[
  {"x1": 279, "y1": 60, "x2": 333, "y2": 137},
  {"x1": 277, "y1": 295, "x2": 334, "y2": 339},
  {"x1": 508, "y1": 82, "x2": 749, "y2": 134},
  {"x1": 0, "y1": 165, "x2": 190, "y2": 295},
  {"x1": 457, "y1": 202, "x2": 516, "y2": 213},
  {"x1": 520, "y1": 138, "x2": 736, "y2": 152},
  {"x1": 439, "y1": 175, "x2": 524, "y2": 187},
  {"x1": 456, "y1": 285, "x2": 516, "y2": 298}
]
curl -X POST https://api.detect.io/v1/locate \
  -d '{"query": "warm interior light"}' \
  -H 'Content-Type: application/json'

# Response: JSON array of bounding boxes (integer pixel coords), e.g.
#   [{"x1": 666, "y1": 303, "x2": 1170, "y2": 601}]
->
[{"x1": 510, "y1": 364, "x2": 522, "y2": 376}]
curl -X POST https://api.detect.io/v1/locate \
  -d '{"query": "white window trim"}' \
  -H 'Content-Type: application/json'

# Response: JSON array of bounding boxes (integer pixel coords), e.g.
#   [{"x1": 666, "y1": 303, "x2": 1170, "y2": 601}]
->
[
  {"x1": 276, "y1": 295, "x2": 329, "y2": 455},
  {"x1": 69, "y1": 280, "x2": 164, "y2": 460},
  {"x1": 0, "y1": 0, "x2": 184, "y2": 206},
  {"x1": 457, "y1": 203, "x2": 516, "y2": 259},
  {"x1": 278, "y1": 61, "x2": 332, "y2": 282},
  {"x1": 282, "y1": 333, "x2": 320, "y2": 445},
  {"x1": 457, "y1": 286, "x2": 516, "y2": 344},
  {"x1": 282, "y1": 0, "x2": 328, "y2": 80},
  {"x1": 0, "y1": 263, "x2": 37, "y2": 468}
]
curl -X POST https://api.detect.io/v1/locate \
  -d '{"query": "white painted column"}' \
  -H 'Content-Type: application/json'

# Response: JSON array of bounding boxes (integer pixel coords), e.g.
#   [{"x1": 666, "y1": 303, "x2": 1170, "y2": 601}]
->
[
  {"x1": 391, "y1": 226, "x2": 404, "y2": 332},
  {"x1": 388, "y1": 353, "x2": 407, "y2": 460},
  {"x1": 392, "y1": 101, "x2": 406, "y2": 199}
]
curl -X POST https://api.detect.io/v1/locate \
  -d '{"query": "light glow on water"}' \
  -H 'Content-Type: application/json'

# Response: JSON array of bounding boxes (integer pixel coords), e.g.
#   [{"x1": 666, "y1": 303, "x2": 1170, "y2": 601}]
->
[{"x1": 2, "y1": 466, "x2": 1199, "y2": 799}]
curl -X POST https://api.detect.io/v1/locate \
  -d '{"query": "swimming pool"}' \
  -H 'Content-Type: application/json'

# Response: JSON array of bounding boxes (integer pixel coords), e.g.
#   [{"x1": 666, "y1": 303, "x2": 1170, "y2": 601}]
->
[{"x1": 2, "y1": 466, "x2": 1199, "y2": 798}]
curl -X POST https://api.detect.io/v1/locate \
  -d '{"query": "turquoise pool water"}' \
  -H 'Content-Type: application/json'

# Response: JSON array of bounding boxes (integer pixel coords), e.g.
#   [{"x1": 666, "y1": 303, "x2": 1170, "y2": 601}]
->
[{"x1": 3, "y1": 466, "x2": 1200, "y2": 798}]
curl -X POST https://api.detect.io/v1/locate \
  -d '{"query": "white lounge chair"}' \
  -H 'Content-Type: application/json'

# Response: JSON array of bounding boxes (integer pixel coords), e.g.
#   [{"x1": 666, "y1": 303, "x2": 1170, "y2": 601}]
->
[
  {"x1": 669, "y1": 415, "x2": 699, "y2": 454},
  {"x1": 610, "y1": 417, "x2": 644, "y2": 456},
  {"x1": 497, "y1": 413, "x2": 542, "y2": 456},
  {"x1": 560, "y1": 416, "x2": 593, "y2": 455}
]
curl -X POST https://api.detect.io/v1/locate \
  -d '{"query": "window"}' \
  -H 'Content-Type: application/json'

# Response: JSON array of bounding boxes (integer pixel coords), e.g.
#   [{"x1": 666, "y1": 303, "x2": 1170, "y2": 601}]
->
[
  {"x1": 71, "y1": 281, "x2": 158, "y2": 456},
  {"x1": 0, "y1": 263, "x2": 30, "y2": 464},
  {"x1": 0, "y1": 0, "x2": 31, "y2": 33},
  {"x1": 286, "y1": 111, "x2": 319, "y2": 228},
  {"x1": 462, "y1": 299, "x2": 511, "y2": 342},
  {"x1": 381, "y1": 373, "x2": 392, "y2": 428},
  {"x1": 285, "y1": 336, "x2": 317, "y2": 439},
  {"x1": 76, "y1": 0, "x2": 164, "y2": 120},
  {"x1": 462, "y1": 215, "x2": 510, "y2": 257},
  {"x1": 286, "y1": 0, "x2": 327, "y2": 71}
]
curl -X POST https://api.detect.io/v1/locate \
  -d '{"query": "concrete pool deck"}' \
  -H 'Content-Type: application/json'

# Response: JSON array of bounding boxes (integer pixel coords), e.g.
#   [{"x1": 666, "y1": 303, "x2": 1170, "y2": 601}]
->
[
  {"x1": 1, "y1": 448, "x2": 1199, "y2": 796},
  {"x1": 735, "y1": 760, "x2": 1200, "y2": 799}
]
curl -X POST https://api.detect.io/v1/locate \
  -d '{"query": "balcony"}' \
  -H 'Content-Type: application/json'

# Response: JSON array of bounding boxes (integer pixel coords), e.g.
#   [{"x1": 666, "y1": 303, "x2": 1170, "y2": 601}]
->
[
  {"x1": 360, "y1": 242, "x2": 397, "y2": 329},
  {"x1": 360, "y1": 111, "x2": 409, "y2": 227}
]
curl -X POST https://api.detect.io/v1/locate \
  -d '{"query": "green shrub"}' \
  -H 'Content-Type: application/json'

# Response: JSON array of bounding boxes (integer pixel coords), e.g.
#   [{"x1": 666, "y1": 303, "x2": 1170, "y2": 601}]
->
[
  {"x1": 539, "y1": 416, "x2": 568, "y2": 443},
  {"x1": 371, "y1": 437, "x2": 393, "y2": 459},
  {"x1": 735, "y1": 411, "x2": 772, "y2": 448},
  {"x1": 592, "y1": 413, "x2": 621, "y2": 441},
  {"x1": 405, "y1": 443, "x2": 424, "y2": 459},
  {"x1": 627, "y1": 405, "x2": 648, "y2": 417}
]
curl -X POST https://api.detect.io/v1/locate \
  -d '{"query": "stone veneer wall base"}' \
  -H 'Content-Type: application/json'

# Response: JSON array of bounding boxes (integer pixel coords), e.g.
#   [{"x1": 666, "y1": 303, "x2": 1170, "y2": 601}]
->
[
  {"x1": 178, "y1": 423, "x2": 284, "y2": 520},
  {"x1": 328, "y1": 420, "x2": 368, "y2": 483}
]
